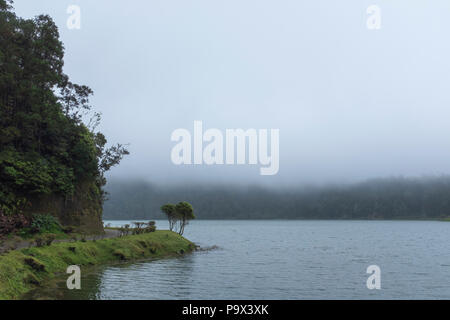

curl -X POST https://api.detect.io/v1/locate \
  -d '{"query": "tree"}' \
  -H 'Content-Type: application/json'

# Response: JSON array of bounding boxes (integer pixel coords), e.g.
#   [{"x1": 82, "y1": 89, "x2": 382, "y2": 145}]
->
[
  {"x1": 160, "y1": 204, "x2": 177, "y2": 231},
  {"x1": 175, "y1": 202, "x2": 195, "y2": 235},
  {"x1": 0, "y1": 1, "x2": 128, "y2": 216},
  {"x1": 0, "y1": 0, "x2": 12, "y2": 11}
]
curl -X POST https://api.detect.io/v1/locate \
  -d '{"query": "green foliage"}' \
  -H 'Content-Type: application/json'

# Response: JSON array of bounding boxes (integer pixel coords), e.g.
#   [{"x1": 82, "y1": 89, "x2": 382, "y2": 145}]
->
[
  {"x1": 161, "y1": 202, "x2": 195, "y2": 235},
  {"x1": 33, "y1": 236, "x2": 45, "y2": 248},
  {"x1": 43, "y1": 234, "x2": 56, "y2": 246},
  {"x1": 0, "y1": 230, "x2": 194, "y2": 299},
  {"x1": 0, "y1": 210, "x2": 30, "y2": 236},
  {"x1": 175, "y1": 202, "x2": 195, "y2": 235},
  {"x1": 161, "y1": 204, "x2": 177, "y2": 231},
  {"x1": 146, "y1": 221, "x2": 156, "y2": 233},
  {"x1": 30, "y1": 215, "x2": 61, "y2": 234},
  {"x1": 23, "y1": 257, "x2": 45, "y2": 272},
  {"x1": 0, "y1": 2, "x2": 128, "y2": 216},
  {"x1": 117, "y1": 222, "x2": 156, "y2": 236},
  {"x1": 175, "y1": 202, "x2": 195, "y2": 220}
]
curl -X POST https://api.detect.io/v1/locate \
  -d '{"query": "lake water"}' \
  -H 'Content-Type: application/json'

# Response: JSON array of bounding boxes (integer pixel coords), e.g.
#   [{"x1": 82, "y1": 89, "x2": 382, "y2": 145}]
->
[{"x1": 34, "y1": 220, "x2": 450, "y2": 299}]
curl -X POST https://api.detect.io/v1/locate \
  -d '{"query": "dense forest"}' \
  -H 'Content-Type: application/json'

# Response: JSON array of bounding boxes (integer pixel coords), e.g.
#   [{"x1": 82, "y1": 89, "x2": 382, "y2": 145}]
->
[
  {"x1": 103, "y1": 176, "x2": 450, "y2": 220},
  {"x1": 0, "y1": 1, "x2": 127, "y2": 231}
]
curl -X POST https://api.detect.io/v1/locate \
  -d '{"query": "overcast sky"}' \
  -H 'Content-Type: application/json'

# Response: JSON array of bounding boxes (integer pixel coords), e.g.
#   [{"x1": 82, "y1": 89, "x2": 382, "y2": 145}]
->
[{"x1": 13, "y1": 0, "x2": 450, "y2": 186}]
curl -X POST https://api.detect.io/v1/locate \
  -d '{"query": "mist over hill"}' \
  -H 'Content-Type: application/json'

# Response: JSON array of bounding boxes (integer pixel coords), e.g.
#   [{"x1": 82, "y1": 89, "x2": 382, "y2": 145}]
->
[{"x1": 103, "y1": 176, "x2": 450, "y2": 220}]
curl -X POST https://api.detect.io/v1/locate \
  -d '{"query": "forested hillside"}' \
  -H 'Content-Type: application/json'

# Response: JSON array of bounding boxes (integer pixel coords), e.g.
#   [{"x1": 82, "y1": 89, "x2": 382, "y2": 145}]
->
[
  {"x1": 0, "y1": 1, "x2": 127, "y2": 231},
  {"x1": 104, "y1": 176, "x2": 450, "y2": 220}
]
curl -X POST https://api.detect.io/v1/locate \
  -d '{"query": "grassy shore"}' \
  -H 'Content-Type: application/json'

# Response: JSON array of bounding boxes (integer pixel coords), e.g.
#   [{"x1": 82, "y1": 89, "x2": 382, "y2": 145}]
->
[{"x1": 0, "y1": 230, "x2": 194, "y2": 300}]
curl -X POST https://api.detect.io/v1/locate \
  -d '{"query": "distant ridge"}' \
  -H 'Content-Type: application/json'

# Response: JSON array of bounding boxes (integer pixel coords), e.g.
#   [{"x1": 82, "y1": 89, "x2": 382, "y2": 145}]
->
[{"x1": 103, "y1": 176, "x2": 450, "y2": 220}]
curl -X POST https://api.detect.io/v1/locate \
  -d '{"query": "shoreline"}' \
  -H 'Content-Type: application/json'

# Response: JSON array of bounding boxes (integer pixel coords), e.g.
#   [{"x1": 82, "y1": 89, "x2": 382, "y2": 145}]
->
[{"x1": 0, "y1": 230, "x2": 194, "y2": 300}]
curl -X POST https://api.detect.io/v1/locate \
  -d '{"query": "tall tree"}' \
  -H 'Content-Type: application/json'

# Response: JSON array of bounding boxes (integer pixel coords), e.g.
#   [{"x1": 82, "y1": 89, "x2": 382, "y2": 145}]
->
[
  {"x1": 175, "y1": 202, "x2": 195, "y2": 235},
  {"x1": 161, "y1": 203, "x2": 177, "y2": 232},
  {"x1": 0, "y1": 1, "x2": 128, "y2": 218}
]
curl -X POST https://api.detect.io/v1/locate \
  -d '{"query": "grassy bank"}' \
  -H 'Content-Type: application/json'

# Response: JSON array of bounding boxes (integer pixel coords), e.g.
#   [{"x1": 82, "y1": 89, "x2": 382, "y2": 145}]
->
[{"x1": 0, "y1": 230, "x2": 194, "y2": 300}]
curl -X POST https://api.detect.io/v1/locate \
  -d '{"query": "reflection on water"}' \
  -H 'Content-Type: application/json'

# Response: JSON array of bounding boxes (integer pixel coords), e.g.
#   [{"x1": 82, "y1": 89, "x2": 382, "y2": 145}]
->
[
  {"x1": 60, "y1": 255, "x2": 196, "y2": 300},
  {"x1": 96, "y1": 255, "x2": 197, "y2": 300},
  {"x1": 28, "y1": 220, "x2": 450, "y2": 299}
]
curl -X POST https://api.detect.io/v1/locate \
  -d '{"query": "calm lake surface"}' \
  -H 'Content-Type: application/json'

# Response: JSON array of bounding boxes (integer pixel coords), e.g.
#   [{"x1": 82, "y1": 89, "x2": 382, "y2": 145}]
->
[{"x1": 36, "y1": 220, "x2": 450, "y2": 299}]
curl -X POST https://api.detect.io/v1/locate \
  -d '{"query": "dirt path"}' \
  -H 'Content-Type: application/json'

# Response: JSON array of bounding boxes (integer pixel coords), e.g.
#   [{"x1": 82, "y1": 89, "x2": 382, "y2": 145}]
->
[{"x1": 0, "y1": 229, "x2": 121, "y2": 254}]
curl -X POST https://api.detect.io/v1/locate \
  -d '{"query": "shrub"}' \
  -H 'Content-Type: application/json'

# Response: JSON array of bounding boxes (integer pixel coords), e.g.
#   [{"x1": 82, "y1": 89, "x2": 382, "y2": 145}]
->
[
  {"x1": 119, "y1": 224, "x2": 130, "y2": 237},
  {"x1": 145, "y1": 221, "x2": 156, "y2": 233},
  {"x1": 30, "y1": 214, "x2": 61, "y2": 234},
  {"x1": 132, "y1": 222, "x2": 146, "y2": 235},
  {"x1": 34, "y1": 236, "x2": 45, "y2": 247},
  {"x1": 0, "y1": 210, "x2": 31, "y2": 236},
  {"x1": 44, "y1": 234, "x2": 56, "y2": 246},
  {"x1": 34, "y1": 233, "x2": 58, "y2": 247}
]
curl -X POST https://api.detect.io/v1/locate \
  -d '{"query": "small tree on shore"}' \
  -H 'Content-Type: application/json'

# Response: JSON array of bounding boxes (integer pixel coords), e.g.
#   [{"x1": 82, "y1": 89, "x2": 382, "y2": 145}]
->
[
  {"x1": 175, "y1": 202, "x2": 195, "y2": 236},
  {"x1": 161, "y1": 204, "x2": 177, "y2": 231}
]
